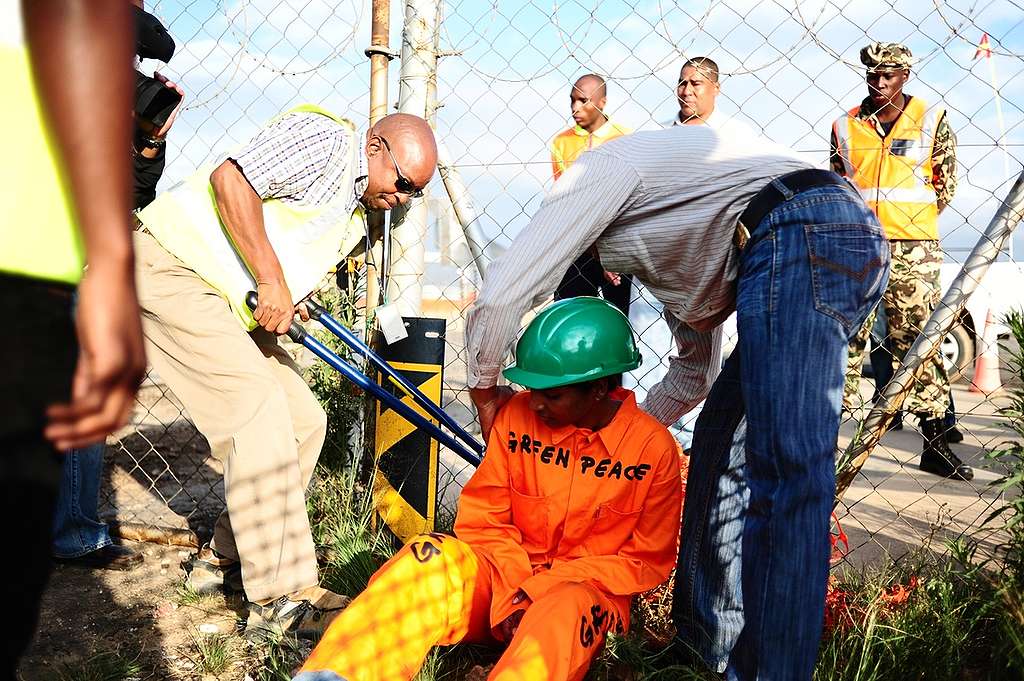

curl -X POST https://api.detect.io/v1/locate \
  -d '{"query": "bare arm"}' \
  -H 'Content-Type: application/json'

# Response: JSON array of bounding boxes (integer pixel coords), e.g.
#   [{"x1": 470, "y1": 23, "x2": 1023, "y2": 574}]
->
[
  {"x1": 210, "y1": 160, "x2": 295, "y2": 333},
  {"x1": 26, "y1": 0, "x2": 147, "y2": 449},
  {"x1": 25, "y1": 0, "x2": 134, "y2": 269}
]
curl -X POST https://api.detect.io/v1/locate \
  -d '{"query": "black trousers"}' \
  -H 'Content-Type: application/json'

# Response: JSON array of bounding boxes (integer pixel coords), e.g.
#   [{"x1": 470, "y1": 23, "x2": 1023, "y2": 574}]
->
[
  {"x1": 554, "y1": 252, "x2": 632, "y2": 317},
  {"x1": 0, "y1": 273, "x2": 77, "y2": 679}
]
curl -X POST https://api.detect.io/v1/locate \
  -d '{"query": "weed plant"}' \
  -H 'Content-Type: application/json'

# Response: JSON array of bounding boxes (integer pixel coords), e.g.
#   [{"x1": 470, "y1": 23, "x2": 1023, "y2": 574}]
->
[
  {"x1": 811, "y1": 311, "x2": 1024, "y2": 681},
  {"x1": 308, "y1": 465, "x2": 394, "y2": 597},
  {"x1": 56, "y1": 650, "x2": 143, "y2": 681},
  {"x1": 244, "y1": 634, "x2": 311, "y2": 681},
  {"x1": 304, "y1": 272, "x2": 367, "y2": 473},
  {"x1": 188, "y1": 631, "x2": 236, "y2": 675}
]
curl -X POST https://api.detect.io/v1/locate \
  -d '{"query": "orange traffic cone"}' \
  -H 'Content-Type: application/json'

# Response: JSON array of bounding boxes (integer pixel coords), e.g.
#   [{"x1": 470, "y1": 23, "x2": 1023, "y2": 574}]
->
[{"x1": 969, "y1": 308, "x2": 1002, "y2": 393}]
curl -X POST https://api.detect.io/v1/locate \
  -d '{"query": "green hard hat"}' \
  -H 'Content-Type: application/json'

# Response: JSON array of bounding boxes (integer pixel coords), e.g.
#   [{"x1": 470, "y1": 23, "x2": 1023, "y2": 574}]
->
[{"x1": 503, "y1": 297, "x2": 641, "y2": 390}]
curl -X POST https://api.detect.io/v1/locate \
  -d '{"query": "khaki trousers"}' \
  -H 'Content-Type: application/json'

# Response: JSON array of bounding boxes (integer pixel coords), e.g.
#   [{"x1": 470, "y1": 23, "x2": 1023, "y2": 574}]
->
[{"x1": 134, "y1": 231, "x2": 326, "y2": 601}]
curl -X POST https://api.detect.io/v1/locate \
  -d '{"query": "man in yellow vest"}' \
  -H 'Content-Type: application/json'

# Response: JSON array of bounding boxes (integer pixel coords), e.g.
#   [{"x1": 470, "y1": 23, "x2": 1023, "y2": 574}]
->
[
  {"x1": 550, "y1": 74, "x2": 633, "y2": 316},
  {"x1": 831, "y1": 42, "x2": 971, "y2": 481},
  {"x1": 2, "y1": 0, "x2": 146, "y2": 672},
  {"x1": 135, "y1": 110, "x2": 437, "y2": 637}
]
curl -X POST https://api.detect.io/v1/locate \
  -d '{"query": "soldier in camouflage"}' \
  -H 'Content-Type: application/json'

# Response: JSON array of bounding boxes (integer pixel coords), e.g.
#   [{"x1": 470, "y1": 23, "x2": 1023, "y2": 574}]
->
[{"x1": 831, "y1": 42, "x2": 972, "y2": 481}]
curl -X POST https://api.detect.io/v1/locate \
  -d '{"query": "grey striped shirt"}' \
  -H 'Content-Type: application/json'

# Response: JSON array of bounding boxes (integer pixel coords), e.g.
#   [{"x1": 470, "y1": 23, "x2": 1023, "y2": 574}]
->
[{"x1": 466, "y1": 124, "x2": 811, "y2": 425}]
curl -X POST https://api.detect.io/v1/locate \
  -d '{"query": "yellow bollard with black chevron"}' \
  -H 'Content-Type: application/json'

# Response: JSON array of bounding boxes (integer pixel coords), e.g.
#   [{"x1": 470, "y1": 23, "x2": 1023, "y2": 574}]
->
[{"x1": 372, "y1": 317, "x2": 446, "y2": 542}]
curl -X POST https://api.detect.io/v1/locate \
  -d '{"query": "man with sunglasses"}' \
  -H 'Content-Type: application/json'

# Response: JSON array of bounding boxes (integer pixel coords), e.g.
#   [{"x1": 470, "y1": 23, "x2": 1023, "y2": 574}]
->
[{"x1": 133, "y1": 108, "x2": 437, "y2": 638}]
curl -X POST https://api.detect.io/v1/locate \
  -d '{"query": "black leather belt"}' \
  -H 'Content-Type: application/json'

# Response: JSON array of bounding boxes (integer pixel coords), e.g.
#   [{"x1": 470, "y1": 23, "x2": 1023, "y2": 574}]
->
[{"x1": 735, "y1": 168, "x2": 850, "y2": 248}]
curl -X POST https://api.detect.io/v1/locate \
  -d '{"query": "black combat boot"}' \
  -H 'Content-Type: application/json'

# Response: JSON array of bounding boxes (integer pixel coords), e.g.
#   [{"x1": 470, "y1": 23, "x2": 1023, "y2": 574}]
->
[
  {"x1": 919, "y1": 415, "x2": 973, "y2": 481},
  {"x1": 944, "y1": 423, "x2": 964, "y2": 443}
]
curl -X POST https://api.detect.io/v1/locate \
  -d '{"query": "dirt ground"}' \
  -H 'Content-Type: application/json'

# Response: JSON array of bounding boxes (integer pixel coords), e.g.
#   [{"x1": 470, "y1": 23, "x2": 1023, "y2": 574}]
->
[{"x1": 21, "y1": 543, "x2": 275, "y2": 681}]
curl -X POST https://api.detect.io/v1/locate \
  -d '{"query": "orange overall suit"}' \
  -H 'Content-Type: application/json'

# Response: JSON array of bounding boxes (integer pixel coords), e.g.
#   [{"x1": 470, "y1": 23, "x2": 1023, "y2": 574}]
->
[{"x1": 300, "y1": 388, "x2": 684, "y2": 681}]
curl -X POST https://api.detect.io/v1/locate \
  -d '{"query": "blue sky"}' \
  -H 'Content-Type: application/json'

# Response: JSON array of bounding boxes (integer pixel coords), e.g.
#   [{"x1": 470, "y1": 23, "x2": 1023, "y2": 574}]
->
[{"x1": 149, "y1": 0, "x2": 1024, "y2": 258}]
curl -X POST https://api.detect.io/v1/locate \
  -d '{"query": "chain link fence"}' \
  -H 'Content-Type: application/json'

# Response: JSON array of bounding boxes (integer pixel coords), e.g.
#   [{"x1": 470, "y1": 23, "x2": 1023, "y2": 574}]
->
[{"x1": 103, "y1": 0, "x2": 1023, "y2": 570}]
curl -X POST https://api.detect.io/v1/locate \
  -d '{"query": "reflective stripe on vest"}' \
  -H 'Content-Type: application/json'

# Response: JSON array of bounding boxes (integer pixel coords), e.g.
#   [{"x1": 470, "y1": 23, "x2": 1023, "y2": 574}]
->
[
  {"x1": 834, "y1": 97, "x2": 941, "y2": 241},
  {"x1": 0, "y1": 3, "x2": 84, "y2": 285},
  {"x1": 137, "y1": 104, "x2": 366, "y2": 330}
]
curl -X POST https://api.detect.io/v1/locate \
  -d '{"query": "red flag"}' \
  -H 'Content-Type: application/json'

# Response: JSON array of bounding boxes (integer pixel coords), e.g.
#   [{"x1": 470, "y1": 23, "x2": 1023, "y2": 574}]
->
[{"x1": 975, "y1": 32, "x2": 992, "y2": 60}]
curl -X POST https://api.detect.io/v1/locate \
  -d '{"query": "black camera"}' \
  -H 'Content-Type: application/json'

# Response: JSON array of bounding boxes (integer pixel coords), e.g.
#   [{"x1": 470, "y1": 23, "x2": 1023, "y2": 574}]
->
[
  {"x1": 134, "y1": 6, "x2": 180, "y2": 128},
  {"x1": 135, "y1": 72, "x2": 181, "y2": 129}
]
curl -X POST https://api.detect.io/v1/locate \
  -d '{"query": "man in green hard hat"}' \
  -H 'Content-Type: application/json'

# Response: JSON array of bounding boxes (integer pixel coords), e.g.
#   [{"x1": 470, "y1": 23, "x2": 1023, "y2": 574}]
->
[{"x1": 293, "y1": 296, "x2": 685, "y2": 681}]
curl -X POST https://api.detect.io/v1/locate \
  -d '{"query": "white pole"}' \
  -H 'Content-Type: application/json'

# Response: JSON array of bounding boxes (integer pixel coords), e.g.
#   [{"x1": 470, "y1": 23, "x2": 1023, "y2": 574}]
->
[
  {"x1": 837, "y1": 169, "x2": 1024, "y2": 500},
  {"x1": 436, "y1": 139, "x2": 504, "y2": 279},
  {"x1": 985, "y1": 50, "x2": 1014, "y2": 259},
  {"x1": 387, "y1": 0, "x2": 440, "y2": 316}
]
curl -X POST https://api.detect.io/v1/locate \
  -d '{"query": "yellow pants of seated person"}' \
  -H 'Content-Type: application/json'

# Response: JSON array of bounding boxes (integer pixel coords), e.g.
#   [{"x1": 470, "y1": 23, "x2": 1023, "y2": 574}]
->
[{"x1": 300, "y1": 533, "x2": 620, "y2": 681}]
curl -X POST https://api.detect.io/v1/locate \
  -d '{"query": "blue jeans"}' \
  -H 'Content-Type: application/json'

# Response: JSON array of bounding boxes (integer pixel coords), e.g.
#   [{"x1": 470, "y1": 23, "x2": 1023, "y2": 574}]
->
[
  {"x1": 51, "y1": 443, "x2": 113, "y2": 558},
  {"x1": 673, "y1": 354, "x2": 748, "y2": 672},
  {"x1": 292, "y1": 672, "x2": 346, "y2": 681},
  {"x1": 673, "y1": 180, "x2": 888, "y2": 680}
]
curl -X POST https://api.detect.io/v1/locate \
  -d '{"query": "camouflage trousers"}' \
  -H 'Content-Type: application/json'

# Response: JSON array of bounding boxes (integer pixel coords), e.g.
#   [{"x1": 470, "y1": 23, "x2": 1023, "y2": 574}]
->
[{"x1": 843, "y1": 239, "x2": 950, "y2": 418}]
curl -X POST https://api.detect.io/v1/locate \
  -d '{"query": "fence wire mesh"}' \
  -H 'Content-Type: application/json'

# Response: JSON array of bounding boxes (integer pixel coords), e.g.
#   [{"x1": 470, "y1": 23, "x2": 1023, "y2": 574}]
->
[{"x1": 104, "y1": 0, "x2": 1023, "y2": 571}]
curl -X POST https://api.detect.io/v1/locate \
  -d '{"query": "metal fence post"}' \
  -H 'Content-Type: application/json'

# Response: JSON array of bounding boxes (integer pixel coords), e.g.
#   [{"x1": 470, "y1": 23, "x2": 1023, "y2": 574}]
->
[
  {"x1": 363, "y1": 0, "x2": 395, "y2": 319},
  {"x1": 836, "y1": 169, "x2": 1024, "y2": 502},
  {"x1": 386, "y1": 0, "x2": 440, "y2": 316}
]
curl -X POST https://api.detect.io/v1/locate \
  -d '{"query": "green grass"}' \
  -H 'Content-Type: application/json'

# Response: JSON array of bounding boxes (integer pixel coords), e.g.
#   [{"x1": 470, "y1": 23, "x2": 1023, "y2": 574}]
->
[
  {"x1": 307, "y1": 466, "x2": 395, "y2": 597},
  {"x1": 815, "y1": 557, "x2": 999, "y2": 680},
  {"x1": 304, "y1": 279, "x2": 367, "y2": 473},
  {"x1": 285, "y1": 421, "x2": 1023, "y2": 681},
  {"x1": 174, "y1": 582, "x2": 205, "y2": 607},
  {"x1": 188, "y1": 631, "x2": 237, "y2": 675},
  {"x1": 807, "y1": 311, "x2": 1024, "y2": 681},
  {"x1": 56, "y1": 650, "x2": 144, "y2": 681},
  {"x1": 242, "y1": 634, "x2": 310, "y2": 681}
]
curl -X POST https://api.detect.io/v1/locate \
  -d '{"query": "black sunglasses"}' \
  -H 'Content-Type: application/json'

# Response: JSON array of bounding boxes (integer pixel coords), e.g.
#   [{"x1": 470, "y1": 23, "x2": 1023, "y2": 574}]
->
[{"x1": 378, "y1": 135, "x2": 424, "y2": 198}]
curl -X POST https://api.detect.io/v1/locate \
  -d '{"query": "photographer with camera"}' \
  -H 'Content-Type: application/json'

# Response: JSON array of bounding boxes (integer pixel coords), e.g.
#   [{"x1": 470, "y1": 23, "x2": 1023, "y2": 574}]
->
[
  {"x1": 52, "y1": 1, "x2": 184, "y2": 573},
  {"x1": 131, "y1": 0, "x2": 182, "y2": 209},
  {"x1": 132, "y1": 69, "x2": 183, "y2": 209}
]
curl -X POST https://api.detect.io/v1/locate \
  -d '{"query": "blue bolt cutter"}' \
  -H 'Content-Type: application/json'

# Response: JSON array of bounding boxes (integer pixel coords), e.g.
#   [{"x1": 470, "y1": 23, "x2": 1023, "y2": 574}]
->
[{"x1": 246, "y1": 291, "x2": 482, "y2": 467}]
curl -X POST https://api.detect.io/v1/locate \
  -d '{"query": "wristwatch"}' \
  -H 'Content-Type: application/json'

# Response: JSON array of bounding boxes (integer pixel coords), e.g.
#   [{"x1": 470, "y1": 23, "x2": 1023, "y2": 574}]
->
[{"x1": 138, "y1": 134, "x2": 166, "y2": 149}]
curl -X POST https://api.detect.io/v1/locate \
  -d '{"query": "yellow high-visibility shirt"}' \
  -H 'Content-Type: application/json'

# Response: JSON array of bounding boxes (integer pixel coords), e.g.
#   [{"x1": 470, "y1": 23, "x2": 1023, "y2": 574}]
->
[
  {"x1": 550, "y1": 120, "x2": 632, "y2": 181},
  {"x1": 0, "y1": 2, "x2": 84, "y2": 285},
  {"x1": 137, "y1": 105, "x2": 366, "y2": 330}
]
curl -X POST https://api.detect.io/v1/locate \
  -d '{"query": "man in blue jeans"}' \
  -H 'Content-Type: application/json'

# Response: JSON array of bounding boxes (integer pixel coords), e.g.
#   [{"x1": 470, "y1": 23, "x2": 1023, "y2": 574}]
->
[
  {"x1": 52, "y1": 0, "x2": 184, "y2": 572},
  {"x1": 52, "y1": 444, "x2": 142, "y2": 570},
  {"x1": 465, "y1": 121, "x2": 888, "y2": 679}
]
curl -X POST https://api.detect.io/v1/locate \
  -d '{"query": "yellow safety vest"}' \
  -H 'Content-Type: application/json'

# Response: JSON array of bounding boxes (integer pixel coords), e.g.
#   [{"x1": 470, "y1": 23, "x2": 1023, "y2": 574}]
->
[
  {"x1": 833, "y1": 96, "x2": 942, "y2": 241},
  {"x1": 0, "y1": 3, "x2": 84, "y2": 285},
  {"x1": 138, "y1": 104, "x2": 366, "y2": 330}
]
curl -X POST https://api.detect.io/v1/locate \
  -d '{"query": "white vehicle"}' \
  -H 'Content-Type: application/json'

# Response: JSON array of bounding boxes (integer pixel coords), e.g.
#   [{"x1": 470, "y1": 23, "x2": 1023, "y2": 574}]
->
[
  {"x1": 629, "y1": 260, "x2": 1024, "y2": 393},
  {"x1": 939, "y1": 260, "x2": 1024, "y2": 380}
]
